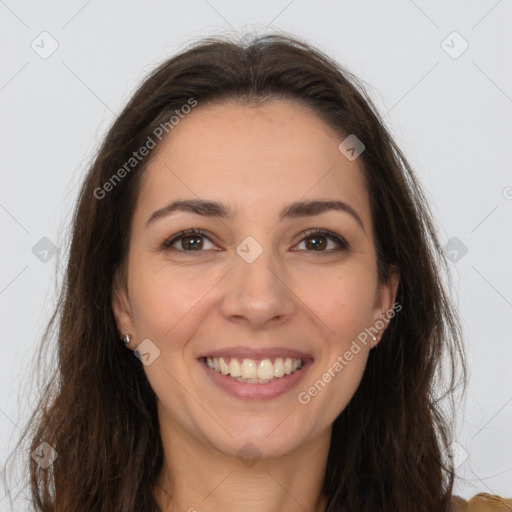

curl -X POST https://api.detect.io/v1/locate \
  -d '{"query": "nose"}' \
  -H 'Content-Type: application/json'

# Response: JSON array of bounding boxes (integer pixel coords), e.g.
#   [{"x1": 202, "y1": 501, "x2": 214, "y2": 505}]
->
[{"x1": 219, "y1": 244, "x2": 297, "y2": 330}]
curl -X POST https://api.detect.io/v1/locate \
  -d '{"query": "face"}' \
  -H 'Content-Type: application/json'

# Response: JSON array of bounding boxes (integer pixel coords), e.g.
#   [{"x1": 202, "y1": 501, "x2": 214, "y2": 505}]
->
[{"x1": 113, "y1": 99, "x2": 398, "y2": 458}]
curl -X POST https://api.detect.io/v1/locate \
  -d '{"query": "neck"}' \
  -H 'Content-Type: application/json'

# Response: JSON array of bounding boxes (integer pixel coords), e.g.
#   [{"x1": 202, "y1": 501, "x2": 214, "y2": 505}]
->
[{"x1": 153, "y1": 418, "x2": 331, "y2": 512}]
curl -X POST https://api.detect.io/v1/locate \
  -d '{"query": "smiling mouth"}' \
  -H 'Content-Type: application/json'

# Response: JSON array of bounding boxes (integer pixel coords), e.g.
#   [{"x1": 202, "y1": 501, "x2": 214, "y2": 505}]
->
[{"x1": 202, "y1": 356, "x2": 305, "y2": 384}]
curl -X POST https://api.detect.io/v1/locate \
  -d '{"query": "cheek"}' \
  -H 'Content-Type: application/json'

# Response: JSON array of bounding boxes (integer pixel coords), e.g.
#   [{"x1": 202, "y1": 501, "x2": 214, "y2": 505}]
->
[
  {"x1": 299, "y1": 266, "x2": 377, "y2": 342},
  {"x1": 295, "y1": 268, "x2": 376, "y2": 413},
  {"x1": 127, "y1": 256, "x2": 215, "y2": 342},
  {"x1": 129, "y1": 253, "x2": 378, "y2": 347},
  {"x1": 327, "y1": 277, "x2": 376, "y2": 384}
]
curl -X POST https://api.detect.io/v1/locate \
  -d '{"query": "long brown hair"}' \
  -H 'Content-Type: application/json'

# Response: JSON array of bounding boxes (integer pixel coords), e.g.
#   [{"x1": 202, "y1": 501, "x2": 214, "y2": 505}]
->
[{"x1": 2, "y1": 33, "x2": 467, "y2": 511}]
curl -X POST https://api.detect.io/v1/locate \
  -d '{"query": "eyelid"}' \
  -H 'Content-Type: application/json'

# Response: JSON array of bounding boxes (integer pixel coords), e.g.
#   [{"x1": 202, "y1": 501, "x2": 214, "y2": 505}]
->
[
  {"x1": 292, "y1": 228, "x2": 349, "y2": 252},
  {"x1": 161, "y1": 228, "x2": 216, "y2": 251},
  {"x1": 161, "y1": 227, "x2": 349, "y2": 256}
]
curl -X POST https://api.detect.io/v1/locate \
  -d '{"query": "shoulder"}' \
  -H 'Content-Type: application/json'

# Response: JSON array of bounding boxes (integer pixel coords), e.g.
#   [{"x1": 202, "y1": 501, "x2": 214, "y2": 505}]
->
[{"x1": 451, "y1": 493, "x2": 512, "y2": 511}]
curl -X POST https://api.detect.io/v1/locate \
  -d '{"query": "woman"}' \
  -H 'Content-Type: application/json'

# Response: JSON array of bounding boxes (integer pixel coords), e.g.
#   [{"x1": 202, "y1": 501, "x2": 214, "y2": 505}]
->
[{"x1": 3, "y1": 33, "x2": 497, "y2": 511}]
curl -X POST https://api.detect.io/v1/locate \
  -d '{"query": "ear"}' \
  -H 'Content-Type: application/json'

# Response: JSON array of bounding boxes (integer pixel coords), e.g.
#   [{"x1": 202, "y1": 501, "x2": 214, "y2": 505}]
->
[
  {"x1": 111, "y1": 267, "x2": 136, "y2": 348},
  {"x1": 370, "y1": 268, "x2": 400, "y2": 347}
]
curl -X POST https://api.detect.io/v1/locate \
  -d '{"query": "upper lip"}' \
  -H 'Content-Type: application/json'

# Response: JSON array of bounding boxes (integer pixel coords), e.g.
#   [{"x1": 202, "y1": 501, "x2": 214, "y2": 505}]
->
[{"x1": 198, "y1": 346, "x2": 313, "y2": 360}]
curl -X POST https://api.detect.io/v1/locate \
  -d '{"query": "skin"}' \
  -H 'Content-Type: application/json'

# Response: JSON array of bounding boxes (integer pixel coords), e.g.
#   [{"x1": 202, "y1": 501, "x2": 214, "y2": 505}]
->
[{"x1": 112, "y1": 99, "x2": 399, "y2": 512}]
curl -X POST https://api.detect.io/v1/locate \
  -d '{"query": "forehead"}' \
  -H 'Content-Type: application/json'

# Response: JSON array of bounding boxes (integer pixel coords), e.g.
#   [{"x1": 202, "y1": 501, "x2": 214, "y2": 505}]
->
[{"x1": 136, "y1": 99, "x2": 370, "y2": 223}]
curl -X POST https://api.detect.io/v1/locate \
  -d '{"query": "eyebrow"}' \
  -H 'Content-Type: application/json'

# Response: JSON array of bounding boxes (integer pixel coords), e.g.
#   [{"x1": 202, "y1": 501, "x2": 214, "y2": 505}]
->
[{"x1": 146, "y1": 198, "x2": 365, "y2": 232}]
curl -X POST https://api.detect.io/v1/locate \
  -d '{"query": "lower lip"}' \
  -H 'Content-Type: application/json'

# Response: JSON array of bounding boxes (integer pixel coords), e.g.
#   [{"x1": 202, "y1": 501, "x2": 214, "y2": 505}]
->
[{"x1": 199, "y1": 358, "x2": 313, "y2": 400}]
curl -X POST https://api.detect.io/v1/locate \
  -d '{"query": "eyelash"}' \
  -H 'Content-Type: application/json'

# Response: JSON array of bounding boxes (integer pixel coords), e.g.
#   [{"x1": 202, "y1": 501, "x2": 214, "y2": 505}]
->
[{"x1": 161, "y1": 228, "x2": 349, "y2": 255}]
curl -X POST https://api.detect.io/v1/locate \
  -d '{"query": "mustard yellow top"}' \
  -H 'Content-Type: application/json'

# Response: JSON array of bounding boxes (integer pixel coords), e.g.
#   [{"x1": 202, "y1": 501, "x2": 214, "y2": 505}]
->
[{"x1": 452, "y1": 493, "x2": 512, "y2": 511}]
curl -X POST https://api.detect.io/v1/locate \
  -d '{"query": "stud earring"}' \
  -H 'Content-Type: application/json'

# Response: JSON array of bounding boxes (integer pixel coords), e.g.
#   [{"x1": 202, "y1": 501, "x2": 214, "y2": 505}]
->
[{"x1": 121, "y1": 333, "x2": 132, "y2": 346}]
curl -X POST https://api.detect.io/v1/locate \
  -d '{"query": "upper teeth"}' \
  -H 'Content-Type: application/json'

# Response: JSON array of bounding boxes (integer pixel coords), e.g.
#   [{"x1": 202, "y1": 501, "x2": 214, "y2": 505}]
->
[{"x1": 206, "y1": 356, "x2": 303, "y2": 380}]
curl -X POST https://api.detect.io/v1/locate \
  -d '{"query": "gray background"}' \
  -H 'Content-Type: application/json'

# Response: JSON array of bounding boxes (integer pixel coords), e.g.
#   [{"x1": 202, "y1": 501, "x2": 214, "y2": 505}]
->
[{"x1": 1, "y1": 0, "x2": 511, "y2": 505}]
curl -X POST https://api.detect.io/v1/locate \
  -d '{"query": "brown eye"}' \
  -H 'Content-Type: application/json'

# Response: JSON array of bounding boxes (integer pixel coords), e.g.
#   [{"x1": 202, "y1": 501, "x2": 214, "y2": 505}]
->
[
  {"x1": 162, "y1": 229, "x2": 216, "y2": 252},
  {"x1": 294, "y1": 229, "x2": 348, "y2": 253}
]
